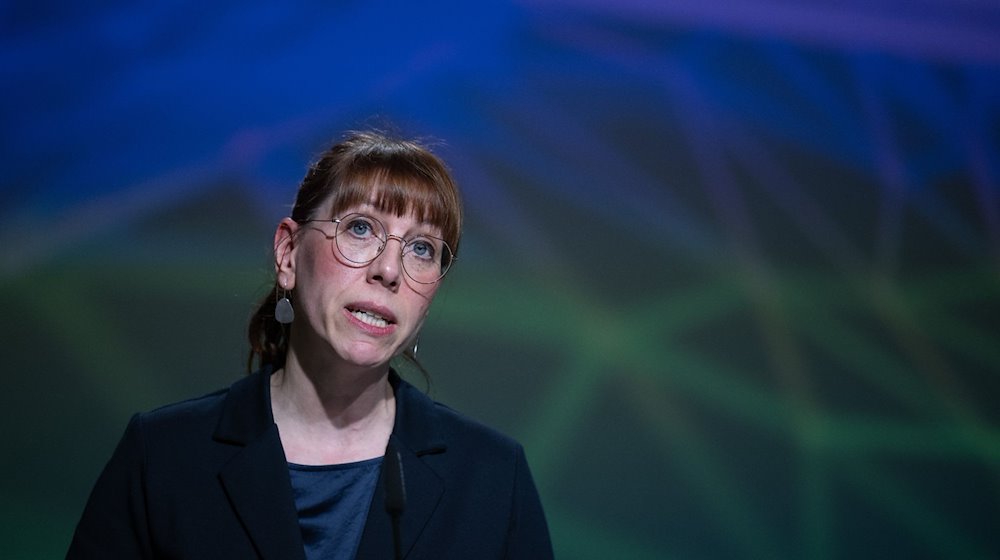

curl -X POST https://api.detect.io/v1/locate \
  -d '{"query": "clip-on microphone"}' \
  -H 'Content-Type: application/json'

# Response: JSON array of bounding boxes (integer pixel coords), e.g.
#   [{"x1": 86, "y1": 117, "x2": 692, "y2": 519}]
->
[{"x1": 384, "y1": 439, "x2": 407, "y2": 560}]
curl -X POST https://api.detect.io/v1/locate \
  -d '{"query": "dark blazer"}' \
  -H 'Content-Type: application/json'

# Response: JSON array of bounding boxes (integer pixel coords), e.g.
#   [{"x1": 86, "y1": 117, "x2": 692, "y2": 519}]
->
[{"x1": 67, "y1": 368, "x2": 553, "y2": 559}]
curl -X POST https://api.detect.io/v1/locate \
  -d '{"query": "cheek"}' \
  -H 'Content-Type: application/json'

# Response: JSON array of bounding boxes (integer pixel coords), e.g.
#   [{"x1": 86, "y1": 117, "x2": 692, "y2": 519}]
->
[
  {"x1": 298, "y1": 239, "x2": 349, "y2": 283},
  {"x1": 293, "y1": 250, "x2": 346, "y2": 309},
  {"x1": 404, "y1": 285, "x2": 439, "y2": 316}
]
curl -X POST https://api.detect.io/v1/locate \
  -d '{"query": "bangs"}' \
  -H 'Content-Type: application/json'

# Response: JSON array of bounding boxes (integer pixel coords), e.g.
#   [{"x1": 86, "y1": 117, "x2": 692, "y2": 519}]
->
[{"x1": 326, "y1": 166, "x2": 461, "y2": 248}]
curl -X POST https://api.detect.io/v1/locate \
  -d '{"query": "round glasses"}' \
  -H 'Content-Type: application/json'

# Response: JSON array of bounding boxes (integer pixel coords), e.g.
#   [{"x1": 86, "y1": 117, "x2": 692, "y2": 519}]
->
[{"x1": 302, "y1": 213, "x2": 455, "y2": 284}]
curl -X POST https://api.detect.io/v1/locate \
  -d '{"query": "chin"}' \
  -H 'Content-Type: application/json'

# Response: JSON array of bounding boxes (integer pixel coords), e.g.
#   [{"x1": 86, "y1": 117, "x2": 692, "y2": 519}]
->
[{"x1": 339, "y1": 347, "x2": 395, "y2": 371}]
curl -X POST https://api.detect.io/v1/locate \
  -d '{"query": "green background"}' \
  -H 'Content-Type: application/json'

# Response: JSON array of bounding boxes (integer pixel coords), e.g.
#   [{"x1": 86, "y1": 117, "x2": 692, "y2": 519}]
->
[{"x1": 3, "y1": 1, "x2": 999, "y2": 558}]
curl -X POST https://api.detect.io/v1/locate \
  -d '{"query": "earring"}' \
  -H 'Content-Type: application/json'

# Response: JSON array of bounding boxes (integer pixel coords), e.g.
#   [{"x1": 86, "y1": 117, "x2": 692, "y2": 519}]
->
[
  {"x1": 411, "y1": 339, "x2": 419, "y2": 356},
  {"x1": 275, "y1": 284, "x2": 294, "y2": 324}
]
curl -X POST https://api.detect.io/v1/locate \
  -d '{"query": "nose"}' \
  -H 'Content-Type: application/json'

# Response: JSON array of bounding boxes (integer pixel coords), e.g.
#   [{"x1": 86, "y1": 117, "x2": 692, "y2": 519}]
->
[{"x1": 368, "y1": 235, "x2": 404, "y2": 290}]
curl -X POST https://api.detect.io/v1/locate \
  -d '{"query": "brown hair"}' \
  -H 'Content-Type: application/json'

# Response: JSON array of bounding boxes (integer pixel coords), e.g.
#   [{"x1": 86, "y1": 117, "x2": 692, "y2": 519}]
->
[{"x1": 246, "y1": 130, "x2": 463, "y2": 373}]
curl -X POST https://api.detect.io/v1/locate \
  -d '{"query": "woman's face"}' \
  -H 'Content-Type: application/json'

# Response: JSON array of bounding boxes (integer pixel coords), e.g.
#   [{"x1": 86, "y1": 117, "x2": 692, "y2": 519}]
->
[{"x1": 276, "y1": 200, "x2": 443, "y2": 372}]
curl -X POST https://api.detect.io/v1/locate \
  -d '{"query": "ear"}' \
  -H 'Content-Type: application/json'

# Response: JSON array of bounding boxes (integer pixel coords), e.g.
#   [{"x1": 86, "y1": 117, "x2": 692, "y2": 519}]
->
[{"x1": 274, "y1": 217, "x2": 300, "y2": 290}]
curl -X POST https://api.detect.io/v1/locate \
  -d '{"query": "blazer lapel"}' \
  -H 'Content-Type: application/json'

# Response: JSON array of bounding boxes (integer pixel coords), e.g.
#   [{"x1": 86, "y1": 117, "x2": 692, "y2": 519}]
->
[
  {"x1": 214, "y1": 369, "x2": 447, "y2": 559},
  {"x1": 356, "y1": 435, "x2": 444, "y2": 559},
  {"x1": 219, "y1": 425, "x2": 305, "y2": 560},
  {"x1": 355, "y1": 374, "x2": 447, "y2": 559},
  {"x1": 214, "y1": 368, "x2": 305, "y2": 560}
]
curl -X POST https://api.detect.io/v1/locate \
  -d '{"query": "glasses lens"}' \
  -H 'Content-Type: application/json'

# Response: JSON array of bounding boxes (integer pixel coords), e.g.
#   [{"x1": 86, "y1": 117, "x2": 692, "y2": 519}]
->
[
  {"x1": 401, "y1": 237, "x2": 453, "y2": 284},
  {"x1": 333, "y1": 213, "x2": 452, "y2": 284},
  {"x1": 334, "y1": 214, "x2": 385, "y2": 263}
]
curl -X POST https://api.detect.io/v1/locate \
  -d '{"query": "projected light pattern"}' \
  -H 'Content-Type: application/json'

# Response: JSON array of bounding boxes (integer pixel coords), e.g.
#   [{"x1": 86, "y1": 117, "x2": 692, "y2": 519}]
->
[{"x1": 2, "y1": 1, "x2": 998, "y2": 558}]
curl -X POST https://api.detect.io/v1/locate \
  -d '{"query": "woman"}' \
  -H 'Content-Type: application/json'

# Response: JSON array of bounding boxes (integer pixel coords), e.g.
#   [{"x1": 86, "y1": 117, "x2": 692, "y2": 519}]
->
[{"x1": 68, "y1": 130, "x2": 553, "y2": 559}]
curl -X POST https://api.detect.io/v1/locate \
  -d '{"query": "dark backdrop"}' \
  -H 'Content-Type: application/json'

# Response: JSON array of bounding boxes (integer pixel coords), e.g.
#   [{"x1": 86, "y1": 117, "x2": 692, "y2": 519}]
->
[{"x1": 3, "y1": 1, "x2": 999, "y2": 558}]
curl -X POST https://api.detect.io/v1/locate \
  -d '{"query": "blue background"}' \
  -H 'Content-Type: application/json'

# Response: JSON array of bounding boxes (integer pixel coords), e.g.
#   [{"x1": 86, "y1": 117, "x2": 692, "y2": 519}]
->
[{"x1": 3, "y1": 1, "x2": 999, "y2": 557}]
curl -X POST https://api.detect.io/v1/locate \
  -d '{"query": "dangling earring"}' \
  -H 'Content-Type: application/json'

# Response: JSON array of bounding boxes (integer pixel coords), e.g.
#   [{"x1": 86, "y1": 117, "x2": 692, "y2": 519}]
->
[
  {"x1": 275, "y1": 282, "x2": 294, "y2": 324},
  {"x1": 411, "y1": 339, "x2": 419, "y2": 356}
]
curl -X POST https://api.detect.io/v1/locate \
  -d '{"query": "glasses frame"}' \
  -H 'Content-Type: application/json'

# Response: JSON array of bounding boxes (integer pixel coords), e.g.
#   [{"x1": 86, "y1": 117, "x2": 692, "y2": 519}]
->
[{"x1": 300, "y1": 213, "x2": 455, "y2": 284}]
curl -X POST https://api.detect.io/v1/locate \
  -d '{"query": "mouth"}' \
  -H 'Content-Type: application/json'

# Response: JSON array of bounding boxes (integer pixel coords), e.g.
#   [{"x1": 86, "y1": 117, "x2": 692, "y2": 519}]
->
[{"x1": 346, "y1": 304, "x2": 396, "y2": 330}]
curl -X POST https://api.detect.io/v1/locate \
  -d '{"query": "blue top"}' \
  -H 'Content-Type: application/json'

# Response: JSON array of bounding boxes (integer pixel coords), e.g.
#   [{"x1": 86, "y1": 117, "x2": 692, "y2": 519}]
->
[{"x1": 288, "y1": 457, "x2": 382, "y2": 560}]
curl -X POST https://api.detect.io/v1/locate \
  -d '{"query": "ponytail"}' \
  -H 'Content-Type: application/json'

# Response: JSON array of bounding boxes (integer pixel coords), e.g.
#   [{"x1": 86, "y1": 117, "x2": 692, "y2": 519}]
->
[{"x1": 246, "y1": 288, "x2": 288, "y2": 373}]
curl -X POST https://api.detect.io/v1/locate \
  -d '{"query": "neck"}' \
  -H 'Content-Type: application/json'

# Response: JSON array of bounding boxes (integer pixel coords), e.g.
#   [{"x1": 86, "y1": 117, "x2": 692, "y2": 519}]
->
[
  {"x1": 271, "y1": 347, "x2": 396, "y2": 464},
  {"x1": 276, "y1": 346, "x2": 393, "y2": 424}
]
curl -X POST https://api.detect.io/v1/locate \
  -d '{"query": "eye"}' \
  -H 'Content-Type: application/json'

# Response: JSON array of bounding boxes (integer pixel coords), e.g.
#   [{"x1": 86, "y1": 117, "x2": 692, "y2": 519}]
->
[
  {"x1": 344, "y1": 216, "x2": 377, "y2": 239},
  {"x1": 408, "y1": 238, "x2": 438, "y2": 261}
]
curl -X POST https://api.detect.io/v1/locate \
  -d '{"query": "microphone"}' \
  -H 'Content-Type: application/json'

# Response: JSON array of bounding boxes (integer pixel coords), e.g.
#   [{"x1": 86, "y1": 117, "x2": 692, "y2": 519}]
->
[{"x1": 384, "y1": 439, "x2": 406, "y2": 560}]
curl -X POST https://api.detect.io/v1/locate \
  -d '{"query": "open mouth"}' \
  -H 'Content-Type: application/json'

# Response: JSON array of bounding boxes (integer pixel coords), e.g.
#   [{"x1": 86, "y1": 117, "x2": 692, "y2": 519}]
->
[{"x1": 348, "y1": 308, "x2": 393, "y2": 329}]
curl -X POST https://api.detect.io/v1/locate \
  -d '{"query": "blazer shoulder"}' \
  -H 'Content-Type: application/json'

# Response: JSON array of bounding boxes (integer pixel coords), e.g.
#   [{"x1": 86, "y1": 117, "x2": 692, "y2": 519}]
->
[
  {"x1": 135, "y1": 382, "x2": 232, "y2": 438},
  {"x1": 145, "y1": 384, "x2": 229, "y2": 417},
  {"x1": 430, "y1": 399, "x2": 524, "y2": 456}
]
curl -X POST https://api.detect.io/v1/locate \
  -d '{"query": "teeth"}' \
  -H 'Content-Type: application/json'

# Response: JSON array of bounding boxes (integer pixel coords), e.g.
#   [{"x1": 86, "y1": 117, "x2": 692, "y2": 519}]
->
[{"x1": 351, "y1": 309, "x2": 389, "y2": 328}]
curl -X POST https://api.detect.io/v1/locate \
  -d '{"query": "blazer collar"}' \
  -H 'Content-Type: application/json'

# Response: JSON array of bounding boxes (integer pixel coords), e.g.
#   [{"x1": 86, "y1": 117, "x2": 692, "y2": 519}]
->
[
  {"x1": 213, "y1": 363, "x2": 277, "y2": 444},
  {"x1": 357, "y1": 371, "x2": 448, "y2": 559},
  {"x1": 212, "y1": 366, "x2": 449, "y2": 559},
  {"x1": 214, "y1": 366, "x2": 447, "y2": 560},
  {"x1": 213, "y1": 366, "x2": 447, "y2": 453},
  {"x1": 387, "y1": 371, "x2": 447, "y2": 456},
  {"x1": 212, "y1": 365, "x2": 305, "y2": 560}
]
